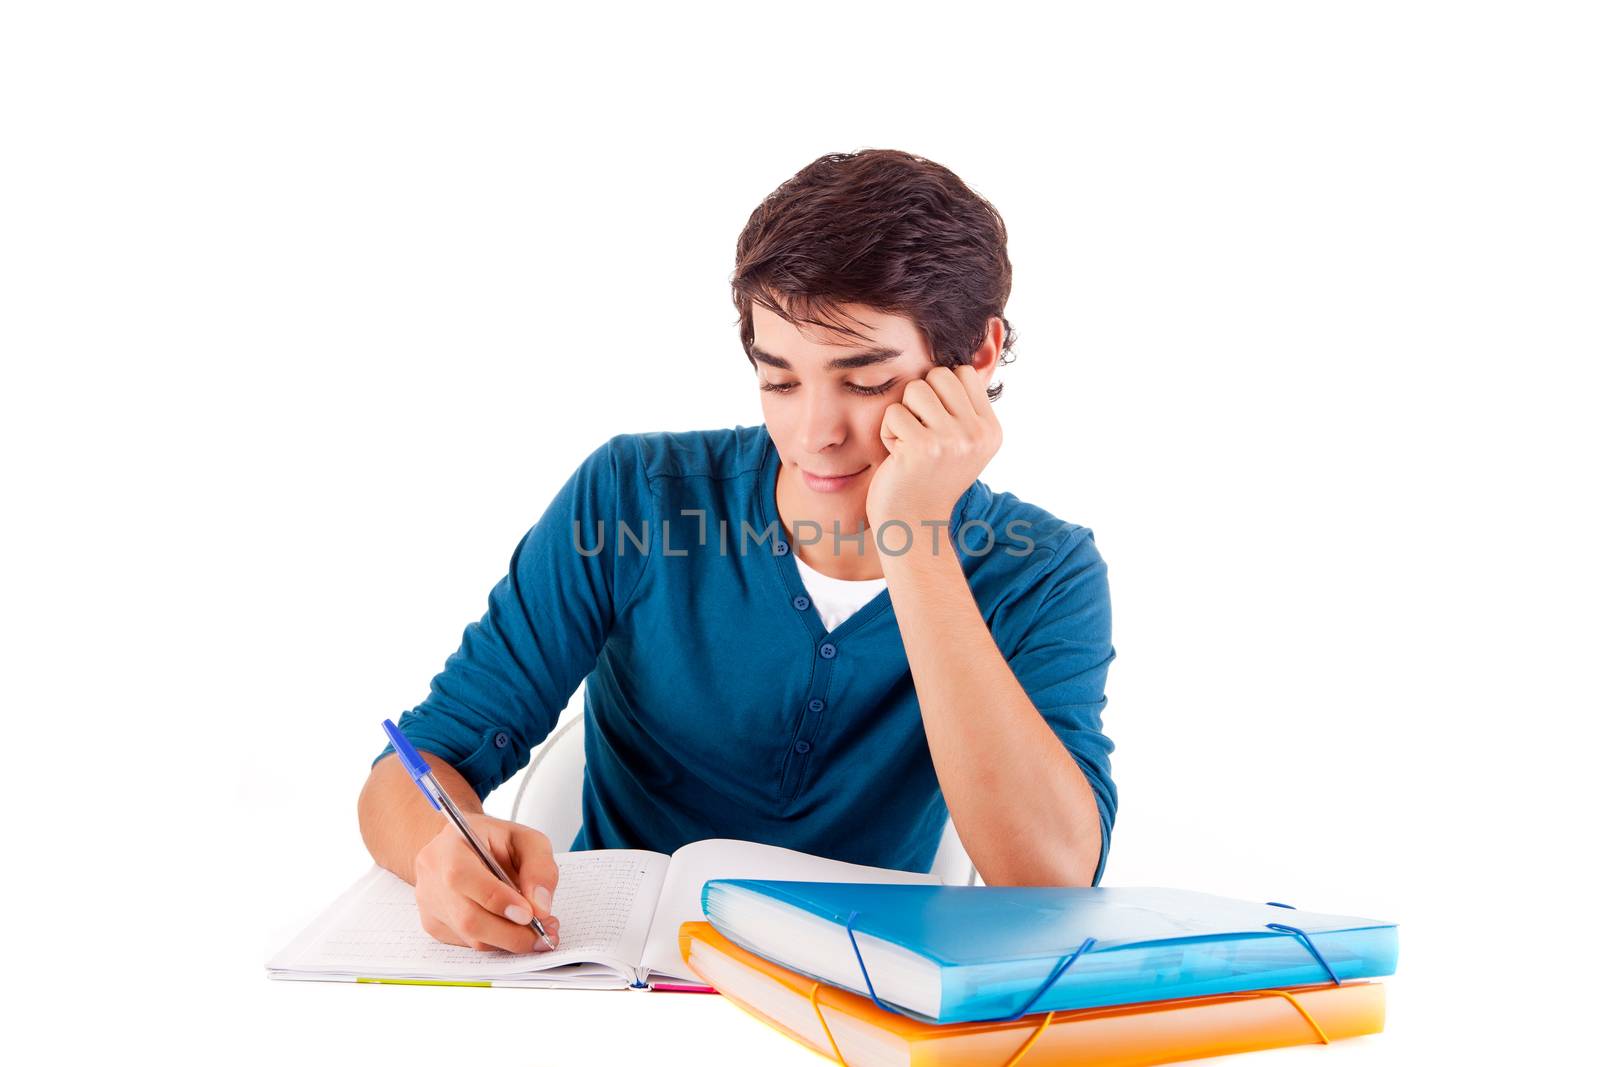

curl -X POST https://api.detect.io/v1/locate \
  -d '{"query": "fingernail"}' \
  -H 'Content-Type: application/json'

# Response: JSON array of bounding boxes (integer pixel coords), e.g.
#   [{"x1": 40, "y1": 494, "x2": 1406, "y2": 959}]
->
[
  {"x1": 505, "y1": 905, "x2": 532, "y2": 925},
  {"x1": 533, "y1": 886, "x2": 553, "y2": 913}
]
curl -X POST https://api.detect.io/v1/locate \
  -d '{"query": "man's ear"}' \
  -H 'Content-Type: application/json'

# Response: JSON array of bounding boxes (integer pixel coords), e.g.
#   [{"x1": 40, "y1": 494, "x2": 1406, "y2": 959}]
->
[{"x1": 970, "y1": 316, "x2": 1005, "y2": 395}]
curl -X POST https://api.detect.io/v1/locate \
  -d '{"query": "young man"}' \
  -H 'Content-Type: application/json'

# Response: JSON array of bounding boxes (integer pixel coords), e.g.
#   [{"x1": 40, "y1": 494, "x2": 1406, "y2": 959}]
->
[{"x1": 358, "y1": 148, "x2": 1117, "y2": 954}]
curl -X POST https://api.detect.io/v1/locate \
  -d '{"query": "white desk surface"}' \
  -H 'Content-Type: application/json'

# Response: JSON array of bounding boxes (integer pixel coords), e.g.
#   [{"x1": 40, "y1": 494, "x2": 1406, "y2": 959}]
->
[{"x1": 246, "y1": 974, "x2": 1417, "y2": 1066}]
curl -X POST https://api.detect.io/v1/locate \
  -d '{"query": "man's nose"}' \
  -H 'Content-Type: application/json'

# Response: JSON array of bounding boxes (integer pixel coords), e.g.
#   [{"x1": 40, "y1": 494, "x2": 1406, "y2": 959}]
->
[{"x1": 798, "y1": 393, "x2": 847, "y2": 454}]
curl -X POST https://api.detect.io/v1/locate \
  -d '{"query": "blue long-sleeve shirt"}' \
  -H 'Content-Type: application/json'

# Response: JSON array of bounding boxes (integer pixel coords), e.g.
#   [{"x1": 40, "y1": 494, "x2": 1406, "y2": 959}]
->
[{"x1": 373, "y1": 423, "x2": 1118, "y2": 882}]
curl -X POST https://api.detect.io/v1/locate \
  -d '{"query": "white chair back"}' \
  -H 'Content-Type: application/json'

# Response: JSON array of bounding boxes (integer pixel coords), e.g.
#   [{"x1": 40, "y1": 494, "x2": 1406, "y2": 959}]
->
[{"x1": 509, "y1": 707, "x2": 588, "y2": 853}]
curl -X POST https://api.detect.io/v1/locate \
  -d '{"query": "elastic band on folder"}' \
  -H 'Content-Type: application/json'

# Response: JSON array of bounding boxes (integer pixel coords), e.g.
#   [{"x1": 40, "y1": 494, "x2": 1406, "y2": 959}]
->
[
  {"x1": 843, "y1": 910, "x2": 1096, "y2": 1022},
  {"x1": 807, "y1": 976, "x2": 1061, "y2": 1067},
  {"x1": 1217, "y1": 989, "x2": 1331, "y2": 1044},
  {"x1": 841, "y1": 911, "x2": 892, "y2": 1013},
  {"x1": 1001, "y1": 1010, "x2": 1056, "y2": 1067},
  {"x1": 808, "y1": 981, "x2": 847, "y2": 1065},
  {"x1": 1265, "y1": 922, "x2": 1340, "y2": 985},
  {"x1": 998, "y1": 937, "x2": 1097, "y2": 1021}
]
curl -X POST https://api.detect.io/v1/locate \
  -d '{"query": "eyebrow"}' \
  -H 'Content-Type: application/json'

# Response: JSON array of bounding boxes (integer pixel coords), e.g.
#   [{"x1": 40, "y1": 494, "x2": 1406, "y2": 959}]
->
[{"x1": 750, "y1": 345, "x2": 904, "y2": 372}]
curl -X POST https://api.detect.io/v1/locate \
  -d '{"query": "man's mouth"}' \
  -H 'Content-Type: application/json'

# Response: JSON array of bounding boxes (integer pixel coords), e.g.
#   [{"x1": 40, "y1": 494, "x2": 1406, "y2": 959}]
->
[{"x1": 801, "y1": 465, "x2": 868, "y2": 492}]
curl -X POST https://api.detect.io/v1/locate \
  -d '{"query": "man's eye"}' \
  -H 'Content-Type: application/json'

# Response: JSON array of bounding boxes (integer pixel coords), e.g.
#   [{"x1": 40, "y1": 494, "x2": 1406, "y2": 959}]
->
[
  {"x1": 847, "y1": 380, "x2": 896, "y2": 397},
  {"x1": 760, "y1": 379, "x2": 896, "y2": 396}
]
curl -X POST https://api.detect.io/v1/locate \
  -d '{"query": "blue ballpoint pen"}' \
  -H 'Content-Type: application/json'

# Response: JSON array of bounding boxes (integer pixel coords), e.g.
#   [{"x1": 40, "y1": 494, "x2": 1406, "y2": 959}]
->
[{"x1": 381, "y1": 718, "x2": 557, "y2": 951}]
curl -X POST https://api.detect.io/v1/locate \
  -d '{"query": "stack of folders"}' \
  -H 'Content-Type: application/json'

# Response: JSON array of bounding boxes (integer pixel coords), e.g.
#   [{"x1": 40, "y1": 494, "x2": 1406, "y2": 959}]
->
[{"x1": 680, "y1": 883, "x2": 1399, "y2": 1067}]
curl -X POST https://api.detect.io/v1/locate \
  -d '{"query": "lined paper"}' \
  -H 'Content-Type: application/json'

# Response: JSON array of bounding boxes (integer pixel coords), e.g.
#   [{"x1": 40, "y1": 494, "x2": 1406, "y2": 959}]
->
[{"x1": 269, "y1": 850, "x2": 670, "y2": 982}]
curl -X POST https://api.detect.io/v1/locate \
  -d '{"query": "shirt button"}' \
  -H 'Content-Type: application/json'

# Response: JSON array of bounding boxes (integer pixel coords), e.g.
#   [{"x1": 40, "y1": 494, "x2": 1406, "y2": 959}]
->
[
  {"x1": 493, "y1": 731, "x2": 510, "y2": 748},
  {"x1": 775, "y1": 540, "x2": 790, "y2": 556},
  {"x1": 808, "y1": 698, "x2": 824, "y2": 713},
  {"x1": 819, "y1": 642, "x2": 836, "y2": 659},
  {"x1": 792, "y1": 595, "x2": 810, "y2": 611},
  {"x1": 794, "y1": 740, "x2": 812, "y2": 754}
]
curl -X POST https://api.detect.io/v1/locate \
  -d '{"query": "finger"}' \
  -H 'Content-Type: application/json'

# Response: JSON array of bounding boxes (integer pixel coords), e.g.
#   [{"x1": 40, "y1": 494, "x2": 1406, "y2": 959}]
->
[
  {"x1": 880, "y1": 403, "x2": 929, "y2": 451},
  {"x1": 925, "y1": 366, "x2": 981, "y2": 423},
  {"x1": 532, "y1": 914, "x2": 562, "y2": 953},
  {"x1": 443, "y1": 895, "x2": 542, "y2": 954},
  {"x1": 420, "y1": 911, "x2": 473, "y2": 949},
  {"x1": 954, "y1": 364, "x2": 998, "y2": 422},
  {"x1": 898, "y1": 377, "x2": 954, "y2": 428},
  {"x1": 417, "y1": 883, "x2": 538, "y2": 955},
  {"x1": 442, "y1": 846, "x2": 539, "y2": 929}
]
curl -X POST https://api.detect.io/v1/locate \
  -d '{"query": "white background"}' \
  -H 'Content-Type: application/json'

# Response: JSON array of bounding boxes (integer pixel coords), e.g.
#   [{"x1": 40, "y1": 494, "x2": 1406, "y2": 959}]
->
[{"x1": 3, "y1": 2, "x2": 1594, "y2": 1063}]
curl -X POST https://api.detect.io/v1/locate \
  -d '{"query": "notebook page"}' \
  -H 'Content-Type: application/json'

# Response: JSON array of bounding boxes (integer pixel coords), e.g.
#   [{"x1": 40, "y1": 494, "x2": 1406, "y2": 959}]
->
[
  {"x1": 638, "y1": 839, "x2": 939, "y2": 981},
  {"x1": 543, "y1": 849, "x2": 669, "y2": 977},
  {"x1": 268, "y1": 850, "x2": 669, "y2": 982}
]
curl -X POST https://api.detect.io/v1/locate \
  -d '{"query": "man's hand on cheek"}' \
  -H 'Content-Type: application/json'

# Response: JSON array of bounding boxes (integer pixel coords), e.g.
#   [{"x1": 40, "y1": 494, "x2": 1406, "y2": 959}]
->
[{"x1": 866, "y1": 364, "x2": 1002, "y2": 534}]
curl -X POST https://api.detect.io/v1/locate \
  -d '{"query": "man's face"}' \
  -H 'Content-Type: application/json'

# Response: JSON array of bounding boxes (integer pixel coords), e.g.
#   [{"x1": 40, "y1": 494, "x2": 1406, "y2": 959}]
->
[{"x1": 752, "y1": 300, "x2": 935, "y2": 514}]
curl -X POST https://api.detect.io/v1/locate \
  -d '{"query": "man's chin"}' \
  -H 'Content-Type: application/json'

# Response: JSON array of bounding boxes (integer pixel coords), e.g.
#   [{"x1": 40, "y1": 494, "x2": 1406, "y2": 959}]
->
[{"x1": 798, "y1": 495, "x2": 870, "y2": 526}]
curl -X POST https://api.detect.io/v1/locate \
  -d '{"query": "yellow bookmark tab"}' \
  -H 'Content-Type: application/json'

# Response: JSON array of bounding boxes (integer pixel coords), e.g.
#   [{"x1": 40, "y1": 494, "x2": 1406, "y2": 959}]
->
[{"x1": 355, "y1": 978, "x2": 492, "y2": 988}]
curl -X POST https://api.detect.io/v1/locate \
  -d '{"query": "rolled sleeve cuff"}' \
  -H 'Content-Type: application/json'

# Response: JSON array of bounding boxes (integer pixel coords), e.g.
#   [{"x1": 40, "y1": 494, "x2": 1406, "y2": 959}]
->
[{"x1": 369, "y1": 713, "x2": 525, "y2": 803}]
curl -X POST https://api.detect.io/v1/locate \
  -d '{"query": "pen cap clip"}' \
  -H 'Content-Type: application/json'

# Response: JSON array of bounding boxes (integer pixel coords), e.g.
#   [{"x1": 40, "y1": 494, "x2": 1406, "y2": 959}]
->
[{"x1": 382, "y1": 718, "x2": 441, "y2": 811}]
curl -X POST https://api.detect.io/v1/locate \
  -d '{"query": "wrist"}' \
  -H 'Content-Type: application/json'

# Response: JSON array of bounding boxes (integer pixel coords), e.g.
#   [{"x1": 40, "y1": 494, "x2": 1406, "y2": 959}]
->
[
  {"x1": 870, "y1": 513, "x2": 958, "y2": 557},
  {"x1": 879, "y1": 523, "x2": 960, "y2": 567}
]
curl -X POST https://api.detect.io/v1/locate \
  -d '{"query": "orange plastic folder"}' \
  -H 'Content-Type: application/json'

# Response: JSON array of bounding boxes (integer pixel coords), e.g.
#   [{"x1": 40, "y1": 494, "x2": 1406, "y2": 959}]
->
[{"x1": 679, "y1": 922, "x2": 1384, "y2": 1067}]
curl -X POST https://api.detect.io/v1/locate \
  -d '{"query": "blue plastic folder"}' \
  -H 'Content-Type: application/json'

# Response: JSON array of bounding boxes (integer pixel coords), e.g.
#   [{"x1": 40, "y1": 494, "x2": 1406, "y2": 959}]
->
[{"x1": 700, "y1": 882, "x2": 1398, "y2": 1025}]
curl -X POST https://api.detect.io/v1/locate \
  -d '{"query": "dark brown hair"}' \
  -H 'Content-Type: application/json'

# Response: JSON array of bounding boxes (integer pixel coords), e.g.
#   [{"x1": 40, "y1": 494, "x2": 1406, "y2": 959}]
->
[{"x1": 731, "y1": 148, "x2": 1017, "y2": 402}]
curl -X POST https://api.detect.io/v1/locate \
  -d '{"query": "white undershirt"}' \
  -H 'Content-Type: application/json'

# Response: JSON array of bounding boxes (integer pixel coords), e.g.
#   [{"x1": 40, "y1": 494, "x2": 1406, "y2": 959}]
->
[{"x1": 793, "y1": 553, "x2": 888, "y2": 632}]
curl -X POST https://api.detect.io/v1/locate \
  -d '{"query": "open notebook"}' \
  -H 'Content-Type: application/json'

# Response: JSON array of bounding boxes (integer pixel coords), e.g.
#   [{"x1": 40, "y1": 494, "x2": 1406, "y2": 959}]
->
[{"x1": 267, "y1": 839, "x2": 937, "y2": 989}]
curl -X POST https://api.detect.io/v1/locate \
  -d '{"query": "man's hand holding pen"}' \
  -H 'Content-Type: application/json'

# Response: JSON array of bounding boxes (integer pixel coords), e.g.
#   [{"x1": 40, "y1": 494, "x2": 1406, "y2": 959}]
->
[{"x1": 413, "y1": 812, "x2": 562, "y2": 954}]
